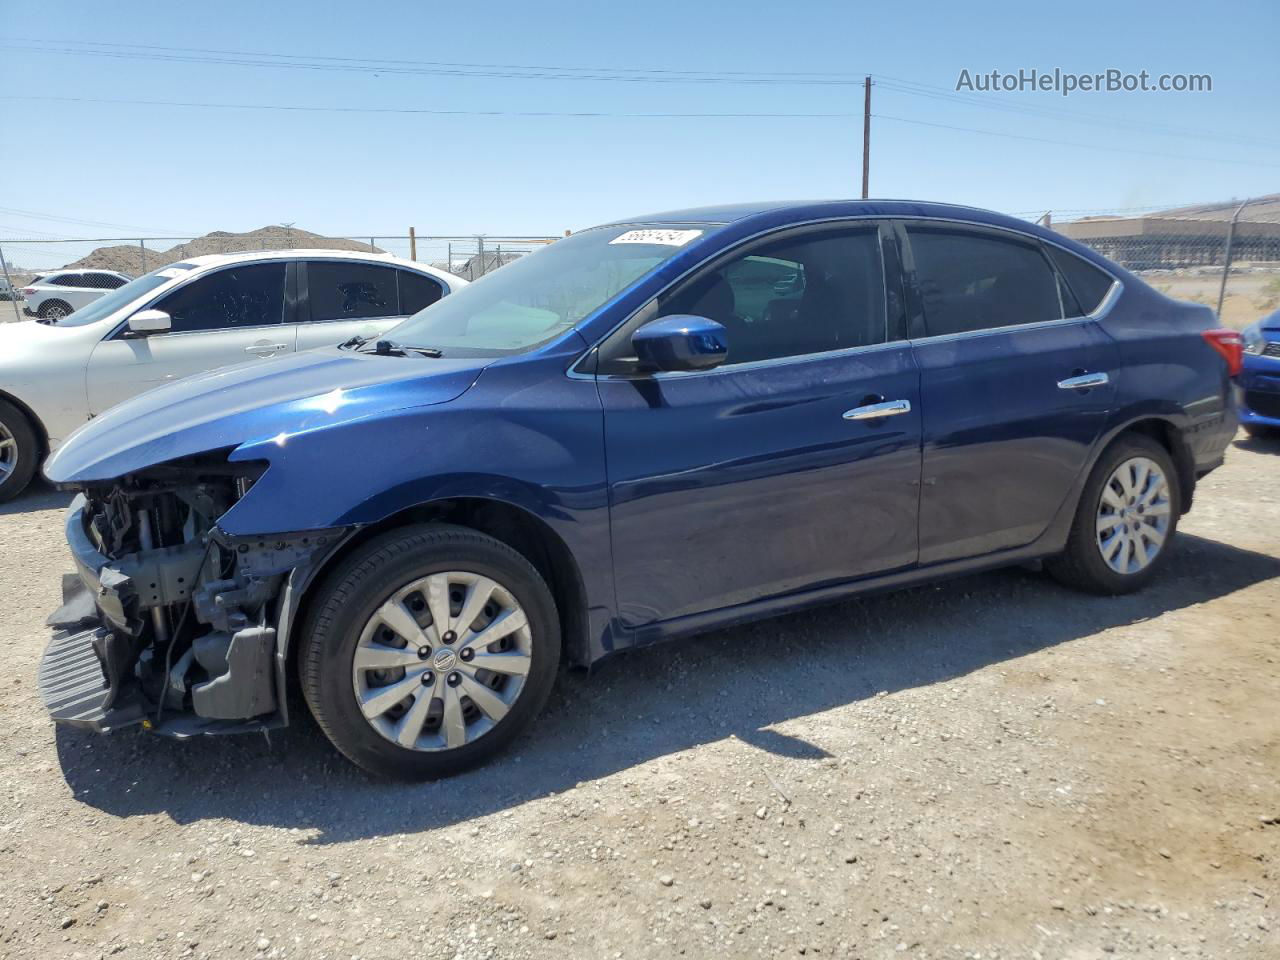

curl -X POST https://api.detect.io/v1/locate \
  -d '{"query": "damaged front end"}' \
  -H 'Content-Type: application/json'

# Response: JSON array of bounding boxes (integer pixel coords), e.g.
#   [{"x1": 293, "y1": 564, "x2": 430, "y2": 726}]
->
[{"x1": 40, "y1": 452, "x2": 347, "y2": 737}]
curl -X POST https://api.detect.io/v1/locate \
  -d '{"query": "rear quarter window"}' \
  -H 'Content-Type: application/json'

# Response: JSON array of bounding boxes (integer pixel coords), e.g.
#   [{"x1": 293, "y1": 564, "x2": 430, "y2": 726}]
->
[
  {"x1": 398, "y1": 269, "x2": 444, "y2": 314},
  {"x1": 1045, "y1": 246, "x2": 1116, "y2": 315}
]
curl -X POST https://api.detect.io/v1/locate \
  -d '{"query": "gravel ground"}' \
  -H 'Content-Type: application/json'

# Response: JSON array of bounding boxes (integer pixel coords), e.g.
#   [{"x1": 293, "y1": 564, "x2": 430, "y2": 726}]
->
[{"x1": 1, "y1": 432, "x2": 1277, "y2": 960}]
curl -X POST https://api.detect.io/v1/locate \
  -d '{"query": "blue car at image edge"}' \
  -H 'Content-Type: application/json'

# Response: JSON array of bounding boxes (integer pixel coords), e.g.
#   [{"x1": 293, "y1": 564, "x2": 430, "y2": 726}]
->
[
  {"x1": 1240, "y1": 309, "x2": 1280, "y2": 435},
  {"x1": 36, "y1": 199, "x2": 1241, "y2": 778}
]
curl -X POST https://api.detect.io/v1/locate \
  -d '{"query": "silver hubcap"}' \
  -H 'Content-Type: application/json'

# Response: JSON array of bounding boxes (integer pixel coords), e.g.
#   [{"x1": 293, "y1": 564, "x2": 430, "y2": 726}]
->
[
  {"x1": 1096, "y1": 456, "x2": 1172, "y2": 575},
  {"x1": 0, "y1": 421, "x2": 16, "y2": 481},
  {"x1": 45, "y1": 305, "x2": 66, "y2": 320},
  {"x1": 351, "y1": 571, "x2": 533, "y2": 752}
]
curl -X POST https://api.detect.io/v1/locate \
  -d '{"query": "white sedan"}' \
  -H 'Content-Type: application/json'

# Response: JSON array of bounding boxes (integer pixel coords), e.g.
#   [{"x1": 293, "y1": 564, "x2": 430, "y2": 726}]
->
[{"x1": 0, "y1": 249, "x2": 463, "y2": 500}]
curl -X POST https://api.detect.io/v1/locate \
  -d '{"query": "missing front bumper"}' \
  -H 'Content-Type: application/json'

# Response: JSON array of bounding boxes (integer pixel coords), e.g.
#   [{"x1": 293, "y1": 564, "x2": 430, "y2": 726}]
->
[{"x1": 39, "y1": 625, "x2": 147, "y2": 733}]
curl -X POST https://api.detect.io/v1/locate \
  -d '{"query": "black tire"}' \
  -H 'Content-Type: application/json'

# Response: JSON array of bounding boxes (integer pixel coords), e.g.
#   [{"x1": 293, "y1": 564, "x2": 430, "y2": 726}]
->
[
  {"x1": 0, "y1": 398, "x2": 39, "y2": 503},
  {"x1": 1046, "y1": 433, "x2": 1181, "y2": 595},
  {"x1": 37, "y1": 299, "x2": 72, "y2": 322},
  {"x1": 300, "y1": 523, "x2": 561, "y2": 780}
]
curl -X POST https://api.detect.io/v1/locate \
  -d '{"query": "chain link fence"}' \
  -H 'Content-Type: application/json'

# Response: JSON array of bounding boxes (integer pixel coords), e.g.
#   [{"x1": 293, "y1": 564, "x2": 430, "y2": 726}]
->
[
  {"x1": 1019, "y1": 202, "x2": 1280, "y2": 330},
  {"x1": 0, "y1": 231, "x2": 561, "y2": 301},
  {"x1": 4, "y1": 204, "x2": 1279, "y2": 330}
]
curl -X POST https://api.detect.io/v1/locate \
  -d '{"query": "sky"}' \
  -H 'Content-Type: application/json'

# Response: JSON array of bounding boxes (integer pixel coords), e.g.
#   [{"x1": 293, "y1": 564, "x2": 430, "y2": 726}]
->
[{"x1": 1, "y1": 0, "x2": 1277, "y2": 268}]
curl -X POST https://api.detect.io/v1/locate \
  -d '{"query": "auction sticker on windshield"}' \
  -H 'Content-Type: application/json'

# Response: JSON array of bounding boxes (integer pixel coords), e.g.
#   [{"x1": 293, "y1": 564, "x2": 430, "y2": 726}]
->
[{"x1": 609, "y1": 229, "x2": 703, "y2": 246}]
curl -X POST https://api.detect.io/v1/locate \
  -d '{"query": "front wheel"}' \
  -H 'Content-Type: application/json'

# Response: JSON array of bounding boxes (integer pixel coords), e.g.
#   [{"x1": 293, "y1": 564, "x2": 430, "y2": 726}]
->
[
  {"x1": 1046, "y1": 434, "x2": 1180, "y2": 595},
  {"x1": 300, "y1": 524, "x2": 561, "y2": 779},
  {"x1": 0, "y1": 398, "x2": 39, "y2": 502}
]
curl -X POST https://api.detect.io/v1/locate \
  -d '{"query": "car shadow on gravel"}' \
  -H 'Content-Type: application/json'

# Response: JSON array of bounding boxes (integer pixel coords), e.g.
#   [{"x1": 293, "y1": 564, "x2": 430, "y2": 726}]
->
[
  {"x1": 54, "y1": 532, "x2": 1280, "y2": 843},
  {"x1": 0, "y1": 480, "x2": 73, "y2": 516},
  {"x1": 1233, "y1": 432, "x2": 1280, "y2": 456}
]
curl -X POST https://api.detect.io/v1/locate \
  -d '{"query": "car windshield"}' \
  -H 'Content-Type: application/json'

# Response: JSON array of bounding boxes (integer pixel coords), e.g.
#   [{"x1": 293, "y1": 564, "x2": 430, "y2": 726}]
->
[
  {"x1": 387, "y1": 224, "x2": 717, "y2": 355},
  {"x1": 50, "y1": 264, "x2": 194, "y2": 326}
]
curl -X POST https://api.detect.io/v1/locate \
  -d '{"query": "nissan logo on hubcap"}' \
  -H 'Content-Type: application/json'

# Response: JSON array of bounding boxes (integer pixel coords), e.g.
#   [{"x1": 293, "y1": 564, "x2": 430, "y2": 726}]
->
[{"x1": 433, "y1": 648, "x2": 457, "y2": 672}]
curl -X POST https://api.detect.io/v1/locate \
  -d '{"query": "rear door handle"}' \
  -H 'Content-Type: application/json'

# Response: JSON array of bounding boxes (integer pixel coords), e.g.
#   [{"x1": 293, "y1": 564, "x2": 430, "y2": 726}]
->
[
  {"x1": 843, "y1": 399, "x2": 912, "y2": 420},
  {"x1": 245, "y1": 343, "x2": 288, "y2": 355},
  {"x1": 1057, "y1": 372, "x2": 1109, "y2": 390}
]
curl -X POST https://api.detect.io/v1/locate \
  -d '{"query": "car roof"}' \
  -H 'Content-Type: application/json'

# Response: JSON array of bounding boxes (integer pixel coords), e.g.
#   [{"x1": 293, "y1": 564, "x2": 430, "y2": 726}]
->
[
  {"x1": 597, "y1": 198, "x2": 1119, "y2": 273},
  {"x1": 603, "y1": 198, "x2": 1035, "y2": 232},
  {"x1": 174, "y1": 248, "x2": 459, "y2": 280},
  {"x1": 37, "y1": 269, "x2": 130, "y2": 278}
]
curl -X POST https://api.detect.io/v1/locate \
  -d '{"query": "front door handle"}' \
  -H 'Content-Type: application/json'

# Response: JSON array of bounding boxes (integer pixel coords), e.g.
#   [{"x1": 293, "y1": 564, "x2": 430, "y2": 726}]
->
[
  {"x1": 843, "y1": 399, "x2": 912, "y2": 421},
  {"x1": 245, "y1": 343, "x2": 288, "y2": 355},
  {"x1": 1057, "y1": 372, "x2": 1109, "y2": 390}
]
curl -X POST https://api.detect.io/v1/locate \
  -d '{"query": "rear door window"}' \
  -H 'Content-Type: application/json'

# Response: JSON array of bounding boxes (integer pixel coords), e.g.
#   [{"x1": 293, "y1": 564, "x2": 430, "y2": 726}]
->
[
  {"x1": 307, "y1": 261, "x2": 401, "y2": 322},
  {"x1": 153, "y1": 263, "x2": 287, "y2": 333},
  {"x1": 906, "y1": 226, "x2": 1064, "y2": 336}
]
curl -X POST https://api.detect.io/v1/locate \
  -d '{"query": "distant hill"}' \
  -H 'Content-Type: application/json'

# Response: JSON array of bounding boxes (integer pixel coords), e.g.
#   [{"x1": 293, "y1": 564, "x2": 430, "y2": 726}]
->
[{"x1": 65, "y1": 226, "x2": 382, "y2": 276}]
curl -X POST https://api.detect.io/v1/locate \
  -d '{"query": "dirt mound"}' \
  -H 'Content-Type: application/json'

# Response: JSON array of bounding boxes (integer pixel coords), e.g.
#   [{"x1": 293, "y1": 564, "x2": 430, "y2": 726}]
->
[{"x1": 65, "y1": 227, "x2": 382, "y2": 276}]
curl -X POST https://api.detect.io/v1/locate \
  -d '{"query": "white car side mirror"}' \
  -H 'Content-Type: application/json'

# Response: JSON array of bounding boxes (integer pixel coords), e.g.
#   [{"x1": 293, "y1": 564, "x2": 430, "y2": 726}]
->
[{"x1": 127, "y1": 309, "x2": 172, "y2": 336}]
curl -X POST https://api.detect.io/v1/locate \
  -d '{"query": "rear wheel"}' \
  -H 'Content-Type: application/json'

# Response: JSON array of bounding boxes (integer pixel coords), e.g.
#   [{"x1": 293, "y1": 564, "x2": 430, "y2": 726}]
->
[
  {"x1": 1047, "y1": 434, "x2": 1180, "y2": 595},
  {"x1": 37, "y1": 300, "x2": 72, "y2": 322},
  {"x1": 300, "y1": 524, "x2": 560, "y2": 779},
  {"x1": 0, "y1": 399, "x2": 39, "y2": 502},
  {"x1": 1243, "y1": 423, "x2": 1276, "y2": 440}
]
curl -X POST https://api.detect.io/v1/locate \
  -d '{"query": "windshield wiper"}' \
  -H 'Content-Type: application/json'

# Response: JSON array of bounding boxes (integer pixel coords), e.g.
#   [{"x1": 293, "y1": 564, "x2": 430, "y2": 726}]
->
[
  {"x1": 338, "y1": 334, "x2": 374, "y2": 350},
  {"x1": 357, "y1": 339, "x2": 444, "y2": 358}
]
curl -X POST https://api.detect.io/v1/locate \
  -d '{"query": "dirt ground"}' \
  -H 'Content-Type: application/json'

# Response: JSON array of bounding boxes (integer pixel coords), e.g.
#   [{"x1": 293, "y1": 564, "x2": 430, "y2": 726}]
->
[
  {"x1": 1144, "y1": 266, "x2": 1280, "y2": 330},
  {"x1": 0, "y1": 433, "x2": 1277, "y2": 960}
]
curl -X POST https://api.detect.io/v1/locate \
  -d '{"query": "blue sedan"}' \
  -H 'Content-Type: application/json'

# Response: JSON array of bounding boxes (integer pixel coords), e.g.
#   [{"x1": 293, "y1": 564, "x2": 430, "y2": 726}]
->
[
  {"x1": 1241, "y1": 309, "x2": 1280, "y2": 436},
  {"x1": 39, "y1": 200, "x2": 1240, "y2": 778}
]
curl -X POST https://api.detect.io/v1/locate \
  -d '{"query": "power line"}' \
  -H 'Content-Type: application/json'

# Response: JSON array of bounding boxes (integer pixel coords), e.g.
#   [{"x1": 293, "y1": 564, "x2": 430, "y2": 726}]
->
[
  {"x1": 871, "y1": 113, "x2": 1280, "y2": 169},
  {"x1": 0, "y1": 41, "x2": 870, "y2": 85},
  {"x1": 5, "y1": 94, "x2": 1276, "y2": 170},
  {"x1": 0, "y1": 204, "x2": 196, "y2": 234},
  {"x1": 875, "y1": 76, "x2": 1280, "y2": 150},
  {"x1": 9, "y1": 38, "x2": 1273, "y2": 148},
  {"x1": 0, "y1": 95, "x2": 854, "y2": 119},
  {"x1": 4, "y1": 37, "x2": 870, "y2": 81}
]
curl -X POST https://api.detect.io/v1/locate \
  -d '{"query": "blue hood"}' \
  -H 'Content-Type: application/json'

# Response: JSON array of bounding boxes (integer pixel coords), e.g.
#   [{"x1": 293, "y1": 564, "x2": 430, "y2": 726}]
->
[{"x1": 44, "y1": 348, "x2": 489, "y2": 484}]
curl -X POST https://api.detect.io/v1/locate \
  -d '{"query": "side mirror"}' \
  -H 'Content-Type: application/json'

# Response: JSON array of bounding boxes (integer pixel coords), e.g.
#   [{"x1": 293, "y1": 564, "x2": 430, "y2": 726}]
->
[
  {"x1": 126, "y1": 309, "x2": 171, "y2": 336},
  {"x1": 631, "y1": 315, "x2": 728, "y2": 373}
]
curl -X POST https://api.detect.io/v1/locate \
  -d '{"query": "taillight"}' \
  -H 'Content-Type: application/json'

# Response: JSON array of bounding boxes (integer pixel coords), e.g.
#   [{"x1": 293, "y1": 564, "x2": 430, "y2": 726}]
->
[
  {"x1": 1202, "y1": 328, "x2": 1244, "y2": 377},
  {"x1": 21, "y1": 287, "x2": 35, "y2": 296}
]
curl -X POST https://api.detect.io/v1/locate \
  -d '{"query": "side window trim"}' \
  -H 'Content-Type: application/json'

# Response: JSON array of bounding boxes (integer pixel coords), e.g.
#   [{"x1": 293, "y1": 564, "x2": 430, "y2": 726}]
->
[
  {"x1": 591, "y1": 219, "x2": 896, "y2": 378},
  {"x1": 105, "y1": 261, "x2": 290, "y2": 341},
  {"x1": 297, "y1": 259, "x2": 311, "y2": 324},
  {"x1": 896, "y1": 218, "x2": 1087, "y2": 342}
]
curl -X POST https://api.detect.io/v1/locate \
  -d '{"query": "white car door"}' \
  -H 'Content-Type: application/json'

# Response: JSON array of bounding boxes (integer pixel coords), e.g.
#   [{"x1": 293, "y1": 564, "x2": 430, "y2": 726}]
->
[
  {"x1": 65, "y1": 275, "x2": 101, "y2": 312},
  {"x1": 294, "y1": 260, "x2": 445, "y2": 351},
  {"x1": 85, "y1": 261, "x2": 297, "y2": 414}
]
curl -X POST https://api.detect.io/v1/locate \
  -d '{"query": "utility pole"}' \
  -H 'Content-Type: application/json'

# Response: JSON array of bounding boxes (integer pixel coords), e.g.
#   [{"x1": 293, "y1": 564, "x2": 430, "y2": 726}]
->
[
  {"x1": 861, "y1": 76, "x2": 872, "y2": 199},
  {"x1": 409, "y1": 226, "x2": 417, "y2": 261},
  {"x1": 281, "y1": 222, "x2": 295, "y2": 249}
]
